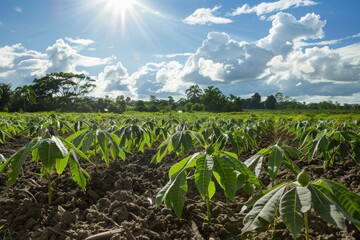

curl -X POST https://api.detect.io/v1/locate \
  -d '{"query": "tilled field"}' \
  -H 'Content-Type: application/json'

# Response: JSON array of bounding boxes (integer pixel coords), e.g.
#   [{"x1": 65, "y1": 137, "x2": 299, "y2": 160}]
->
[{"x1": 1, "y1": 134, "x2": 360, "y2": 240}]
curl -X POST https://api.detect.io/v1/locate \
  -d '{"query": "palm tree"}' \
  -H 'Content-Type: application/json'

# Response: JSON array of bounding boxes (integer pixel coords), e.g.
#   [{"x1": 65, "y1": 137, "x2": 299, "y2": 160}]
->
[
  {"x1": 185, "y1": 84, "x2": 203, "y2": 103},
  {"x1": 13, "y1": 85, "x2": 36, "y2": 112}
]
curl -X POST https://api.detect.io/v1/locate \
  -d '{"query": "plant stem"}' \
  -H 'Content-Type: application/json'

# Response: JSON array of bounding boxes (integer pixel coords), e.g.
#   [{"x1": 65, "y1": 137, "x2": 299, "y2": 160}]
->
[
  {"x1": 304, "y1": 211, "x2": 309, "y2": 240},
  {"x1": 47, "y1": 172, "x2": 53, "y2": 205},
  {"x1": 206, "y1": 196, "x2": 211, "y2": 221}
]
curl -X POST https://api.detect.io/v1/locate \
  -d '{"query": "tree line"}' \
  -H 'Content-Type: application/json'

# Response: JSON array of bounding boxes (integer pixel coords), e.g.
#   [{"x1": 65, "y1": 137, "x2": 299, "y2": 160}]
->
[{"x1": 0, "y1": 72, "x2": 359, "y2": 113}]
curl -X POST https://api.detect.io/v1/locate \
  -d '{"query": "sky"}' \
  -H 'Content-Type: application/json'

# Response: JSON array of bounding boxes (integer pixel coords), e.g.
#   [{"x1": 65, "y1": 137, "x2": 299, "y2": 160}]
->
[{"x1": 0, "y1": 0, "x2": 360, "y2": 103}]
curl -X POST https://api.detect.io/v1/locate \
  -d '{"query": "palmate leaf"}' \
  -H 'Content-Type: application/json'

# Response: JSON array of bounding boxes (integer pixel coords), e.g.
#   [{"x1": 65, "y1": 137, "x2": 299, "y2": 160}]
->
[
  {"x1": 168, "y1": 153, "x2": 200, "y2": 177},
  {"x1": 244, "y1": 154, "x2": 264, "y2": 178},
  {"x1": 167, "y1": 171, "x2": 188, "y2": 218},
  {"x1": 96, "y1": 130, "x2": 109, "y2": 165},
  {"x1": 308, "y1": 185, "x2": 345, "y2": 229},
  {"x1": 268, "y1": 146, "x2": 283, "y2": 180},
  {"x1": 279, "y1": 187, "x2": 311, "y2": 239},
  {"x1": 37, "y1": 136, "x2": 68, "y2": 173},
  {"x1": 279, "y1": 188, "x2": 303, "y2": 239},
  {"x1": 0, "y1": 138, "x2": 38, "y2": 187},
  {"x1": 242, "y1": 185, "x2": 286, "y2": 233},
  {"x1": 316, "y1": 179, "x2": 360, "y2": 229},
  {"x1": 195, "y1": 154, "x2": 214, "y2": 199},
  {"x1": 82, "y1": 131, "x2": 94, "y2": 153},
  {"x1": 213, "y1": 156, "x2": 237, "y2": 200},
  {"x1": 225, "y1": 152, "x2": 262, "y2": 188},
  {"x1": 156, "y1": 153, "x2": 198, "y2": 217},
  {"x1": 60, "y1": 136, "x2": 93, "y2": 165},
  {"x1": 69, "y1": 151, "x2": 88, "y2": 191}
]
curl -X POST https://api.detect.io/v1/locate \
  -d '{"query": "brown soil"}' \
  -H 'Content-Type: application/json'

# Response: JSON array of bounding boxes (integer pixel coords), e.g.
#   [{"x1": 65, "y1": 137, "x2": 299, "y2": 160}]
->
[{"x1": 0, "y1": 134, "x2": 359, "y2": 240}]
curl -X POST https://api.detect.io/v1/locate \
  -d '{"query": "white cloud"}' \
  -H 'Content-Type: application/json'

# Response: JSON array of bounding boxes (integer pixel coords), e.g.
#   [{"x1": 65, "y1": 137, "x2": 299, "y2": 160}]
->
[
  {"x1": 1, "y1": 11, "x2": 359, "y2": 102},
  {"x1": 258, "y1": 12, "x2": 326, "y2": 55},
  {"x1": 46, "y1": 39, "x2": 112, "y2": 73},
  {"x1": 182, "y1": 32, "x2": 273, "y2": 85},
  {"x1": 230, "y1": 0, "x2": 318, "y2": 16},
  {"x1": 126, "y1": 62, "x2": 185, "y2": 99},
  {"x1": 183, "y1": 6, "x2": 232, "y2": 25},
  {"x1": 95, "y1": 62, "x2": 130, "y2": 97},
  {"x1": 154, "y1": 52, "x2": 193, "y2": 58},
  {"x1": 0, "y1": 21, "x2": 4, "y2": 28},
  {"x1": 65, "y1": 37, "x2": 95, "y2": 46},
  {"x1": 298, "y1": 32, "x2": 360, "y2": 47},
  {"x1": 0, "y1": 39, "x2": 112, "y2": 88},
  {"x1": 267, "y1": 46, "x2": 360, "y2": 85},
  {"x1": 14, "y1": 6, "x2": 23, "y2": 13}
]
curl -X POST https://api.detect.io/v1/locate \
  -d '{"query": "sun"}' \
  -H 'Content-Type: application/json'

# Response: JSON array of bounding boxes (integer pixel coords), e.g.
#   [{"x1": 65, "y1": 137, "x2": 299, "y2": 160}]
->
[{"x1": 105, "y1": 0, "x2": 134, "y2": 14}]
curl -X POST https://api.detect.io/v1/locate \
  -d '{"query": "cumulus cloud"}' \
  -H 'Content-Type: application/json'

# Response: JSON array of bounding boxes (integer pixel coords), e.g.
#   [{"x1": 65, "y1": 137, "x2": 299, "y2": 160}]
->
[
  {"x1": 126, "y1": 62, "x2": 185, "y2": 99},
  {"x1": 94, "y1": 62, "x2": 130, "y2": 97},
  {"x1": 0, "y1": 44, "x2": 47, "y2": 85},
  {"x1": 0, "y1": 39, "x2": 112, "y2": 88},
  {"x1": 258, "y1": 12, "x2": 325, "y2": 55},
  {"x1": 230, "y1": 0, "x2": 318, "y2": 16},
  {"x1": 46, "y1": 39, "x2": 112, "y2": 73},
  {"x1": 183, "y1": 6, "x2": 232, "y2": 25},
  {"x1": 182, "y1": 32, "x2": 273, "y2": 85}
]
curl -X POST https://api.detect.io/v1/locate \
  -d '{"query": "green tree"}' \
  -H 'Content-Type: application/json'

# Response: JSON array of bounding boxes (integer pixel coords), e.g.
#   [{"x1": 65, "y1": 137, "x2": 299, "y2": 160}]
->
[
  {"x1": 186, "y1": 85, "x2": 203, "y2": 103},
  {"x1": 32, "y1": 72, "x2": 96, "y2": 111},
  {"x1": 11, "y1": 85, "x2": 36, "y2": 112},
  {"x1": 202, "y1": 86, "x2": 227, "y2": 112},
  {"x1": 0, "y1": 83, "x2": 12, "y2": 111},
  {"x1": 249, "y1": 93, "x2": 262, "y2": 109},
  {"x1": 264, "y1": 95, "x2": 277, "y2": 109},
  {"x1": 226, "y1": 94, "x2": 243, "y2": 112}
]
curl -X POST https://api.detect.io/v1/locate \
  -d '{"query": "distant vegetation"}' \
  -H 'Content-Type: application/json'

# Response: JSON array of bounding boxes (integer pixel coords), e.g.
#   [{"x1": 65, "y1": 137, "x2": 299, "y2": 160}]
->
[{"x1": 1, "y1": 72, "x2": 359, "y2": 113}]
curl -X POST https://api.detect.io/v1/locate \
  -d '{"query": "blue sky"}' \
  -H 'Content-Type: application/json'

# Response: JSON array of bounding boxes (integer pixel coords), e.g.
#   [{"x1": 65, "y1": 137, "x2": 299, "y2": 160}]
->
[{"x1": 1, "y1": 0, "x2": 360, "y2": 103}]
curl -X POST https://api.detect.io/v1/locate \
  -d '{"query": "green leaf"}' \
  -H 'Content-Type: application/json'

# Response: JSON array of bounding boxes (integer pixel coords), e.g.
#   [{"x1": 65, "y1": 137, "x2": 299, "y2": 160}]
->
[
  {"x1": 37, "y1": 137, "x2": 67, "y2": 172},
  {"x1": 69, "y1": 152, "x2": 87, "y2": 191},
  {"x1": 213, "y1": 156, "x2": 237, "y2": 200},
  {"x1": 268, "y1": 147, "x2": 283, "y2": 180},
  {"x1": 208, "y1": 180, "x2": 216, "y2": 200},
  {"x1": 297, "y1": 186, "x2": 312, "y2": 213},
  {"x1": 168, "y1": 152, "x2": 200, "y2": 177},
  {"x1": 168, "y1": 171, "x2": 188, "y2": 218},
  {"x1": 82, "y1": 131, "x2": 94, "y2": 153},
  {"x1": 52, "y1": 136, "x2": 68, "y2": 157},
  {"x1": 195, "y1": 154, "x2": 214, "y2": 199},
  {"x1": 0, "y1": 154, "x2": 5, "y2": 163},
  {"x1": 318, "y1": 179, "x2": 360, "y2": 227},
  {"x1": 56, "y1": 155, "x2": 69, "y2": 175},
  {"x1": 1, "y1": 139, "x2": 37, "y2": 187},
  {"x1": 97, "y1": 130, "x2": 109, "y2": 165},
  {"x1": 244, "y1": 154, "x2": 263, "y2": 178},
  {"x1": 189, "y1": 130, "x2": 205, "y2": 146},
  {"x1": 308, "y1": 185, "x2": 345, "y2": 229},
  {"x1": 59, "y1": 136, "x2": 93, "y2": 165},
  {"x1": 279, "y1": 187, "x2": 304, "y2": 239},
  {"x1": 242, "y1": 185, "x2": 286, "y2": 233}
]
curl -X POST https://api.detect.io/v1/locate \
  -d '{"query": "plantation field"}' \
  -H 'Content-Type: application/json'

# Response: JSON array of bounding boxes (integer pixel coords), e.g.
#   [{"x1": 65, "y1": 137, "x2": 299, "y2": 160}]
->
[{"x1": 0, "y1": 112, "x2": 359, "y2": 239}]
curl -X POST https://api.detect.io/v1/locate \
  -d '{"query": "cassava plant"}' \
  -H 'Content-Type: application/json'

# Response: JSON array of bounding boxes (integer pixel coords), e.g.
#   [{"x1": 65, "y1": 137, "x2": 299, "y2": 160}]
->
[
  {"x1": 0, "y1": 127, "x2": 90, "y2": 204},
  {"x1": 244, "y1": 141, "x2": 301, "y2": 187},
  {"x1": 241, "y1": 169, "x2": 360, "y2": 240},
  {"x1": 156, "y1": 141, "x2": 262, "y2": 220},
  {"x1": 68, "y1": 121, "x2": 126, "y2": 172}
]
